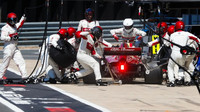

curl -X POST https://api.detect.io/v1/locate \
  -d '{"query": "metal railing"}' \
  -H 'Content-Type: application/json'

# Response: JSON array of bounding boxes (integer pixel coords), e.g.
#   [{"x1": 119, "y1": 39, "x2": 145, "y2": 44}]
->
[{"x1": 0, "y1": 20, "x2": 144, "y2": 46}]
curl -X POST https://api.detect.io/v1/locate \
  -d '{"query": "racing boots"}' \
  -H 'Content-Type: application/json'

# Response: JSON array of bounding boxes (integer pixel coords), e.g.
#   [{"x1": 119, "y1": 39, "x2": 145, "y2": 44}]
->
[
  {"x1": 175, "y1": 79, "x2": 184, "y2": 86},
  {"x1": 184, "y1": 81, "x2": 191, "y2": 86},
  {"x1": 167, "y1": 82, "x2": 175, "y2": 87},
  {"x1": 96, "y1": 79, "x2": 108, "y2": 86},
  {"x1": 60, "y1": 76, "x2": 69, "y2": 84},
  {"x1": 69, "y1": 73, "x2": 78, "y2": 84}
]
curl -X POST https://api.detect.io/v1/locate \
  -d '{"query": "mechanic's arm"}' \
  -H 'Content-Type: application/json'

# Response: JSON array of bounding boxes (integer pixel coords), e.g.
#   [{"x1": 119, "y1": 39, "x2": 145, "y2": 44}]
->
[
  {"x1": 102, "y1": 39, "x2": 112, "y2": 47},
  {"x1": 80, "y1": 31, "x2": 90, "y2": 39},
  {"x1": 188, "y1": 33, "x2": 200, "y2": 44},
  {"x1": 147, "y1": 38, "x2": 159, "y2": 47},
  {"x1": 162, "y1": 32, "x2": 171, "y2": 47},
  {"x1": 1, "y1": 28, "x2": 11, "y2": 41},
  {"x1": 110, "y1": 28, "x2": 123, "y2": 41},
  {"x1": 16, "y1": 14, "x2": 26, "y2": 30},
  {"x1": 51, "y1": 36, "x2": 60, "y2": 48},
  {"x1": 77, "y1": 20, "x2": 82, "y2": 31},
  {"x1": 134, "y1": 28, "x2": 146, "y2": 37},
  {"x1": 95, "y1": 21, "x2": 100, "y2": 26},
  {"x1": 98, "y1": 37, "x2": 112, "y2": 47},
  {"x1": 91, "y1": 46, "x2": 102, "y2": 59}
]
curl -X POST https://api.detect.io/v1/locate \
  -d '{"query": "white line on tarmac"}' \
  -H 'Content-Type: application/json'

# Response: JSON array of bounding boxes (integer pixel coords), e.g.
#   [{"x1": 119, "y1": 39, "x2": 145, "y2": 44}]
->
[
  {"x1": 7, "y1": 68, "x2": 111, "y2": 112},
  {"x1": 0, "y1": 68, "x2": 24, "y2": 112},
  {"x1": 43, "y1": 84, "x2": 111, "y2": 112},
  {"x1": 0, "y1": 97, "x2": 24, "y2": 112}
]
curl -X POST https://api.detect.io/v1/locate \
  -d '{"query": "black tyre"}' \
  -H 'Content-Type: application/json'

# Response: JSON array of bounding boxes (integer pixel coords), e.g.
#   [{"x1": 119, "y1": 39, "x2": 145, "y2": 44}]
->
[
  {"x1": 82, "y1": 73, "x2": 96, "y2": 84},
  {"x1": 145, "y1": 67, "x2": 163, "y2": 84},
  {"x1": 82, "y1": 61, "x2": 107, "y2": 84}
]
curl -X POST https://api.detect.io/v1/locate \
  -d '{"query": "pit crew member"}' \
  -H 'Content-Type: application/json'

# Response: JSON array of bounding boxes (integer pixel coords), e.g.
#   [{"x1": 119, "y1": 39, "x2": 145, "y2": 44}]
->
[
  {"x1": 78, "y1": 8, "x2": 112, "y2": 48},
  {"x1": 70, "y1": 26, "x2": 107, "y2": 86},
  {"x1": 167, "y1": 21, "x2": 200, "y2": 87},
  {"x1": 0, "y1": 12, "x2": 27, "y2": 81},
  {"x1": 110, "y1": 18, "x2": 146, "y2": 47},
  {"x1": 32, "y1": 28, "x2": 70, "y2": 83}
]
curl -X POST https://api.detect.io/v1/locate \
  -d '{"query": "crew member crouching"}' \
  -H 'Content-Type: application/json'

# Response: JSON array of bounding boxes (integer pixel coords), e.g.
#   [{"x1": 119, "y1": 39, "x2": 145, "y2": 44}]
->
[{"x1": 70, "y1": 26, "x2": 107, "y2": 86}]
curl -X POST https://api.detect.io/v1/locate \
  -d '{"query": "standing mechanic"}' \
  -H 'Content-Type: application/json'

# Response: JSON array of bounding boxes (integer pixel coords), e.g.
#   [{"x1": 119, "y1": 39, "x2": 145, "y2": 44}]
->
[
  {"x1": 78, "y1": 8, "x2": 98, "y2": 32},
  {"x1": 78, "y1": 8, "x2": 112, "y2": 48},
  {"x1": 70, "y1": 26, "x2": 107, "y2": 86},
  {"x1": 167, "y1": 21, "x2": 200, "y2": 87},
  {"x1": 110, "y1": 18, "x2": 146, "y2": 47},
  {"x1": 0, "y1": 12, "x2": 27, "y2": 81}
]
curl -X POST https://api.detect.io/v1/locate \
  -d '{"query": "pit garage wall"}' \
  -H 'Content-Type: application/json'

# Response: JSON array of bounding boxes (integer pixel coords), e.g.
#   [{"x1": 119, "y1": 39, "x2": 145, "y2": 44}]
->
[
  {"x1": 0, "y1": 0, "x2": 139, "y2": 22},
  {"x1": 1, "y1": 0, "x2": 200, "y2": 22}
]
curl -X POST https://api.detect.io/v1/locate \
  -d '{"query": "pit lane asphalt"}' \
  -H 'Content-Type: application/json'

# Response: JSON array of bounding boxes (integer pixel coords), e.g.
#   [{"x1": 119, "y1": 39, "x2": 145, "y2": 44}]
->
[{"x1": 0, "y1": 47, "x2": 200, "y2": 112}]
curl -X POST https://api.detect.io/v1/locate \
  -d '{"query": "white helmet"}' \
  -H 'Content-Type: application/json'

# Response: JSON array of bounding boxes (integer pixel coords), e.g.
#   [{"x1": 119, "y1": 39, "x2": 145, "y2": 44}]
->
[{"x1": 123, "y1": 18, "x2": 134, "y2": 33}]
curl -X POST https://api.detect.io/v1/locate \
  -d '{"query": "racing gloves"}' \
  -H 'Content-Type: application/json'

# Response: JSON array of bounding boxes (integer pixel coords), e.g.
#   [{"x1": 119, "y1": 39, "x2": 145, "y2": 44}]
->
[
  {"x1": 56, "y1": 45, "x2": 63, "y2": 51},
  {"x1": 9, "y1": 33, "x2": 19, "y2": 41},
  {"x1": 113, "y1": 34, "x2": 119, "y2": 41}
]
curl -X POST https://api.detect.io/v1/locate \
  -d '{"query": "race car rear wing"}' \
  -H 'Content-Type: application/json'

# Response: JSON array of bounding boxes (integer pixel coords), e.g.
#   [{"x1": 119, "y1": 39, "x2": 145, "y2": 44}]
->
[{"x1": 104, "y1": 47, "x2": 141, "y2": 55}]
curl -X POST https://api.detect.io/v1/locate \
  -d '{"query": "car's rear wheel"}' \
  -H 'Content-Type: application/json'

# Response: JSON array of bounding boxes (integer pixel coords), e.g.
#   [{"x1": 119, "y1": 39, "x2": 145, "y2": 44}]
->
[
  {"x1": 145, "y1": 66, "x2": 163, "y2": 84},
  {"x1": 82, "y1": 73, "x2": 96, "y2": 84}
]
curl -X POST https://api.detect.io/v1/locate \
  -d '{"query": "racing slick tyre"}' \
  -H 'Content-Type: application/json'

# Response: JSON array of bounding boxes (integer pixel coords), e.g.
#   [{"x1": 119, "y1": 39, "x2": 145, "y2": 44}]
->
[
  {"x1": 82, "y1": 58, "x2": 107, "y2": 84},
  {"x1": 82, "y1": 73, "x2": 96, "y2": 84},
  {"x1": 144, "y1": 67, "x2": 163, "y2": 84},
  {"x1": 82, "y1": 66, "x2": 108, "y2": 84},
  {"x1": 49, "y1": 39, "x2": 77, "y2": 68}
]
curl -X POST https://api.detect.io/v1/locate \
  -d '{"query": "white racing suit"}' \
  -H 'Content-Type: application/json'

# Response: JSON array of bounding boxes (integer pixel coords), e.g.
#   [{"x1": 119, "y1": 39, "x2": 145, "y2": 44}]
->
[
  {"x1": 110, "y1": 27, "x2": 146, "y2": 47},
  {"x1": 78, "y1": 19, "x2": 99, "y2": 31},
  {"x1": 75, "y1": 32, "x2": 102, "y2": 80},
  {"x1": 167, "y1": 31, "x2": 200, "y2": 83},
  {"x1": 67, "y1": 36, "x2": 79, "y2": 50},
  {"x1": 77, "y1": 19, "x2": 112, "y2": 67},
  {"x1": 0, "y1": 16, "x2": 27, "y2": 79},
  {"x1": 148, "y1": 33, "x2": 179, "y2": 80},
  {"x1": 78, "y1": 19, "x2": 112, "y2": 48},
  {"x1": 182, "y1": 36, "x2": 199, "y2": 82}
]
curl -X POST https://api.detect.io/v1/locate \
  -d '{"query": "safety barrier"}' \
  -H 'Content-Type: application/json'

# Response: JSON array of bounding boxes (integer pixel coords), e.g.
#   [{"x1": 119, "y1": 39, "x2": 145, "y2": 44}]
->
[{"x1": 0, "y1": 20, "x2": 144, "y2": 46}]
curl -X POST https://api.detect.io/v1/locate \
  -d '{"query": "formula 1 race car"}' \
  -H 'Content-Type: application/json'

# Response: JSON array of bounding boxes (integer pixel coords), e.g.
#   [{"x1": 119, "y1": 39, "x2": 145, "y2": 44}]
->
[
  {"x1": 103, "y1": 43, "x2": 163, "y2": 84},
  {"x1": 83, "y1": 39, "x2": 164, "y2": 84},
  {"x1": 103, "y1": 47, "x2": 144, "y2": 84}
]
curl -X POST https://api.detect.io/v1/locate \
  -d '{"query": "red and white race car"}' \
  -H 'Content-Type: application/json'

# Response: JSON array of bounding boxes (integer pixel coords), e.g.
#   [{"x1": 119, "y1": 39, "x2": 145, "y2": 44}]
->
[
  {"x1": 103, "y1": 42, "x2": 163, "y2": 84},
  {"x1": 83, "y1": 41, "x2": 164, "y2": 84}
]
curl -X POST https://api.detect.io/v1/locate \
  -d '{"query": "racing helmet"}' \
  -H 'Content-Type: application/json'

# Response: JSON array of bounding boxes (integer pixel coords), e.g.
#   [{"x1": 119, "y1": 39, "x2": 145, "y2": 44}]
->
[
  {"x1": 91, "y1": 26, "x2": 103, "y2": 41},
  {"x1": 75, "y1": 31, "x2": 82, "y2": 44},
  {"x1": 58, "y1": 28, "x2": 68, "y2": 38},
  {"x1": 67, "y1": 27, "x2": 76, "y2": 38},
  {"x1": 7, "y1": 12, "x2": 17, "y2": 26},
  {"x1": 123, "y1": 18, "x2": 134, "y2": 33},
  {"x1": 85, "y1": 8, "x2": 94, "y2": 22},
  {"x1": 157, "y1": 22, "x2": 168, "y2": 34},
  {"x1": 75, "y1": 31, "x2": 82, "y2": 38},
  {"x1": 167, "y1": 25, "x2": 175, "y2": 35},
  {"x1": 175, "y1": 21, "x2": 185, "y2": 31}
]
